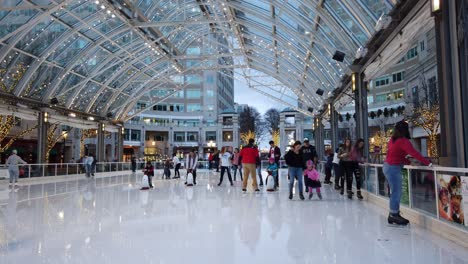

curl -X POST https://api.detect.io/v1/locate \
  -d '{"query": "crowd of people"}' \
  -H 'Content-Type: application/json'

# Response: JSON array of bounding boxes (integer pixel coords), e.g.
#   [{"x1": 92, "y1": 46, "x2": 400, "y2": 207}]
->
[{"x1": 4, "y1": 120, "x2": 432, "y2": 226}]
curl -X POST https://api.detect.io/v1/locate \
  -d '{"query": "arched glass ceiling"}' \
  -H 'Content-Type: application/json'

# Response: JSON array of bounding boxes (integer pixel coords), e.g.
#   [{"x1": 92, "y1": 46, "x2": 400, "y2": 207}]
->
[{"x1": 0, "y1": 0, "x2": 395, "y2": 120}]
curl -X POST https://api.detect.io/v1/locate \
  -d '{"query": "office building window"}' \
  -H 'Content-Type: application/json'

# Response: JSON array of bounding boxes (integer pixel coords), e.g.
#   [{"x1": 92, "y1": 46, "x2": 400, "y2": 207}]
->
[
  {"x1": 206, "y1": 90, "x2": 214, "y2": 97},
  {"x1": 131, "y1": 130, "x2": 141, "y2": 141},
  {"x1": 186, "y1": 89, "x2": 201, "y2": 98},
  {"x1": 186, "y1": 75, "x2": 201, "y2": 84},
  {"x1": 420, "y1": 40, "x2": 425, "y2": 52},
  {"x1": 392, "y1": 71, "x2": 405, "y2": 83},
  {"x1": 206, "y1": 131, "x2": 216, "y2": 141},
  {"x1": 223, "y1": 131, "x2": 233, "y2": 142},
  {"x1": 206, "y1": 75, "x2": 214, "y2": 84},
  {"x1": 174, "y1": 132, "x2": 185, "y2": 142},
  {"x1": 187, "y1": 104, "x2": 201, "y2": 112},
  {"x1": 407, "y1": 46, "x2": 418, "y2": 60},
  {"x1": 375, "y1": 77, "x2": 390, "y2": 87},
  {"x1": 376, "y1": 94, "x2": 387, "y2": 103},
  {"x1": 187, "y1": 132, "x2": 198, "y2": 142}
]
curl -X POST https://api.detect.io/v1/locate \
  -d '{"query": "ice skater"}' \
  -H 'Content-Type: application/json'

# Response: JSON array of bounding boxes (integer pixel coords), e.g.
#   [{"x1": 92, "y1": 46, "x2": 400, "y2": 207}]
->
[{"x1": 304, "y1": 160, "x2": 322, "y2": 200}]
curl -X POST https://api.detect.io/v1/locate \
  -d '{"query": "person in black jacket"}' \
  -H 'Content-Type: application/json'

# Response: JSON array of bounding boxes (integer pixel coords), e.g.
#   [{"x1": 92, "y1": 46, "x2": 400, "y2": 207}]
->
[
  {"x1": 285, "y1": 141, "x2": 305, "y2": 200},
  {"x1": 324, "y1": 150, "x2": 334, "y2": 184}
]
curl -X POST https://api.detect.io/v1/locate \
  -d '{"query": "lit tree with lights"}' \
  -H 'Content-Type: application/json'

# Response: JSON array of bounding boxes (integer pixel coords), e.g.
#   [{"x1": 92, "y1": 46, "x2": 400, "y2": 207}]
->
[
  {"x1": 240, "y1": 130, "x2": 256, "y2": 145},
  {"x1": 405, "y1": 76, "x2": 440, "y2": 159},
  {"x1": 80, "y1": 129, "x2": 96, "y2": 157},
  {"x1": 45, "y1": 123, "x2": 68, "y2": 163},
  {"x1": 0, "y1": 115, "x2": 38, "y2": 157}
]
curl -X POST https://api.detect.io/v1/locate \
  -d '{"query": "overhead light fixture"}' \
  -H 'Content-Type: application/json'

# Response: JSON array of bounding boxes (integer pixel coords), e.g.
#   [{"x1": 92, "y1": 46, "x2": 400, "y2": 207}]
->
[
  {"x1": 316, "y1": 89, "x2": 324, "y2": 96},
  {"x1": 106, "y1": 112, "x2": 113, "y2": 118},
  {"x1": 43, "y1": 112, "x2": 49, "y2": 123},
  {"x1": 431, "y1": 0, "x2": 441, "y2": 14},
  {"x1": 307, "y1": 107, "x2": 314, "y2": 113},
  {"x1": 332, "y1": 51, "x2": 346, "y2": 62},
  {"x1": 352, "y1": 73, "x2": 357, "y2": 92},
  {"x1": 69, "y1": 113, "x2": 76, "y2": 118},
  {"x1": 50, "y1": 97, "x2": 59, "y2": 105},
  {"x1": 88, "y1": 116, "x2": 95, "y2": 121}
]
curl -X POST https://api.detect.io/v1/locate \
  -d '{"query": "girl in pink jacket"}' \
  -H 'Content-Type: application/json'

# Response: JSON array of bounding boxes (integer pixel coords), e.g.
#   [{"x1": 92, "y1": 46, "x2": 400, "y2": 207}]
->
[{"x1": 304, "y1": 160, "x2": 322, "y2": 200}]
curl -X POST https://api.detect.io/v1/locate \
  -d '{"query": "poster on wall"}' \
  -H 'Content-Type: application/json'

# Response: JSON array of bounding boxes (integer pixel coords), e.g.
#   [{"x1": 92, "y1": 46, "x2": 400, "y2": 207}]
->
[
  {"x1": 461, "y1": 177, "x2": 468, "y2": 227},
  {"x1": 401, "y1": 168, "x2": 409, "y2": 206},
  {"x1": 366, "y1": 167, "x2": 377, "y2": 194},
  {"x1": 436, "y1": 175, "x2": 465, "y2": 226}
]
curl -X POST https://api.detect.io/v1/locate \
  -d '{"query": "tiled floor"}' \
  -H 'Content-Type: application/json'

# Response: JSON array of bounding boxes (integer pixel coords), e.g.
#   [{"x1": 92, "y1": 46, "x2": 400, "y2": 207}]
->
[{"x1": 0, "y1": 172, "x2": 467, "y2": 264}]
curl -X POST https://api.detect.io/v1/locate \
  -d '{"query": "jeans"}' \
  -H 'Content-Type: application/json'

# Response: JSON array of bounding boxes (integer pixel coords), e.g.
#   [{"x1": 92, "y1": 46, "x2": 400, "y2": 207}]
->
[
  {"x1": 219, "y1": 166, "x2": 233, "y2": 184},
  {"x1": 8, "y1": 168, "x2": 18, "y2": 183},
  {"x1": 85, "y1": 164, "x2": 92, "y2": 177},
  {"x1": 333, "y1": 163, "x2": 344, "y2": 188},
  {"x1": 288, "y1": 167, "x2": 304, "y2": 195},
  {"x1": 257, "y1": 166, "x2": 263, "y2": 185},
  {"x1": 383, "y1": 163, "x2": 403, "y2": 214},
  {"x1": 232, "y1": 165, "x2": 242, "y2": 181}
]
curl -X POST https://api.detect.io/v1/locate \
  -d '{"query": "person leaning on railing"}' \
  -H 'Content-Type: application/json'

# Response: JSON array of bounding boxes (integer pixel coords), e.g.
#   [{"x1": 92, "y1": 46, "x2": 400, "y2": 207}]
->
[{"x1": 383, "y1": 120, "x2": 432, "y2": 226}]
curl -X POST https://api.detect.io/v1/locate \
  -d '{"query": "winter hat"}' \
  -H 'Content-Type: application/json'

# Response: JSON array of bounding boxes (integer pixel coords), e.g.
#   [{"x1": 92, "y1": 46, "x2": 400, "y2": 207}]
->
[{"x1": 306, "y1": 160, "x2": 314, "y2": 167}]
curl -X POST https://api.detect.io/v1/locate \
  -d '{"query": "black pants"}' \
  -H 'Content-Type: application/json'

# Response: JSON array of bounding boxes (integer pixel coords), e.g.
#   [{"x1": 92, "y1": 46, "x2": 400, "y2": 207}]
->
[
  {"x1": 219, "y1": 166, "x2": 233, "y2": 184},
  {"x1": 164, "y1": 168, "x2": 171, "y2": 179},
  {"x1": 148, "y1": 175, "x2": 153, "y2": 188},
  {"x1": 333, "y1": 163, "x2": 344, "y2": 188},
  {"x1": 174, "y1": 163, "x2": 181, "y2": 178},
  {"x1": 324, "y1": 166, "x2": 332, "y2": 183},
  {"x1": 343, "y1": 161, "x2": 361, "y2": 191},
  {"x1": 214, "y1": 161, "x2": 219, "y2": 172}
]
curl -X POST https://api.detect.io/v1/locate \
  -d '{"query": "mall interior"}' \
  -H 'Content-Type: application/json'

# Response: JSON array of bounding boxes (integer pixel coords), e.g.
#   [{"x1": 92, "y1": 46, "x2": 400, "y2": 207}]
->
[{"x1": 1, "y1": 0, "x2": 468, "y2": 263}]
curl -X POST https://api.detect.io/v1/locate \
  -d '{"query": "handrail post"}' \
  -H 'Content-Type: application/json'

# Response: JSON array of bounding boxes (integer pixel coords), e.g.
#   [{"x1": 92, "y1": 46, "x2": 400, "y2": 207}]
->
[
  {"x1": 28, "y1": 165, "x2": 31, "y2": 178},
  {"x1": 55, "y1": 164, "x2": 57, "y2": 176},
  {"x1": 434, "y1": 168, "x2": 440, "y2": 220},
  {"x1": 407, "y1": 168, "x2": 413, "y2": 209},
  {"x1": 66, "y1": 164, "x2": 69, "y2": 176}
]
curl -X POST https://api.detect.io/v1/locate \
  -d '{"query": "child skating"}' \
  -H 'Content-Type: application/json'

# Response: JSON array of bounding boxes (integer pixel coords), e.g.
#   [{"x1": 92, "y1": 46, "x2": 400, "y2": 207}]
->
[
  {"x1": 304, "y1": 160, "x2": 322, "y2": 200},
  {"x1": 266, "y1": 158, "x2": 279, "y2": 191}
]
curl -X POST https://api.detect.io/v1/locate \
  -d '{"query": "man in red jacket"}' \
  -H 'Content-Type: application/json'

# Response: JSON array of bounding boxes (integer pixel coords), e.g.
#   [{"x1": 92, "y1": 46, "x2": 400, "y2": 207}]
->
[{"x1": 240, "y1": 138, "x2": 260, "y2": 193}]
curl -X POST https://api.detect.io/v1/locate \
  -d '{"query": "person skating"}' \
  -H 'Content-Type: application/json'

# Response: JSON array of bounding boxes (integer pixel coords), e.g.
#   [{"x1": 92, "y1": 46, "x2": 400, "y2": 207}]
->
[
  {"x1": 301, "y1": 138, "x2": 317, "y2": 193},
  {"x1": 5, "y1": 149, "x2": 27, "y2": 186},
  {"x1": 266, "y1": 158, "x2": 279, "y2": 191},
  {"x1": 163, "y1": 158, "x2": 171, "y2": 179},
  {"x1": 350, "y1": 139, "x2": 366, "y2": 200},
  {"x1": 218, "y1": 148, "x2": 234, "y2": 186},
  {"x1": 213, "y1": 149, "x2": 220, "y2": 172},
  {"x1": 172, "y1": 153, "x2": 181, "y2": 178},
  {"x1": 285, "y1": 141, "x2": 305, "y2": 200},
  {"x1": 240, "y1": 138, "x2": 260, "y2": 193},
  {"x1": 333, "y1": 145, "x2": 344, "y2": 190},
  {"x1": 255, "y1": 149, "x2": 264, "y2": 186},
  {"x1": 338, "y1": 139, "x2": 353, "y2": 197},
  {"x1": 384, "y1": 121, "x2": 431, "y2": 226},
  {"x1": 231, "y1": 148, "x2": 243, "y2": 181},
  {"x1": 268, "y1": 140, "x2": 281, "y2": 188},
  {"x1": 304, "y1": 160, "x2": 322, "y2": 200},
  {"x1": 324, "y1": 149, "x2": 334, "y2": 185},
  {"x1": 143, "y1": 161, "x2": 154, "y2": 188},
  {"x1": 185, "y1": 149, "x2": 198, "y2": 185},
  {"x1": 131, "y1": 156, "x2": 137, "y2": 176}
]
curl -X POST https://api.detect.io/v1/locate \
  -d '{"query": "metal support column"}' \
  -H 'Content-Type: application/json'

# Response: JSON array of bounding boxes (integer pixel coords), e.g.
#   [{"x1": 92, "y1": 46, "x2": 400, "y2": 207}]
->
[
  {"x1": 353, "y1": 72, "x2": 370, "y2": 160},
  {"x1": 97, "y1": 123, "x2": 105, "y2": 162},
  {"x1": 116, "y1": 127, "x2": 124, "y2": 162},
  {"x1": 434, "y1": 1, "x2": 466, "y2": 166},
  {"x1": 315, "y1": 117, "x2": 325, "y2": 160},
  {"x1": 330, "y1": 104, "x2": 339, "y2": 152},
  {"x1": 37, "y1": 112, "x2": 49, "y2": 164}
]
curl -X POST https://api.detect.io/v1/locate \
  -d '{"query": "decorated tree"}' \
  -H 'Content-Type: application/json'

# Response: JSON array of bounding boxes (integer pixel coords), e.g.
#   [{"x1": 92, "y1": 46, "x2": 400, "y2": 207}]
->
[
  {"x1": 240, "y1": 130, "x2": 256, "y2": 145},
  {"x1": 80, "y1": 129, "x2": 96, "y2": 157},
  {"x1": 271, "y1": 130, "x2": 280, "y2": 146},
  {"x1": 405, "y1": 76, "x2": 440, "y2": 158},
  {"x1": 0, "y1": 115, "x2": 37, "y2": 157},
  {"x1": 45, "y1": 123, "x2": 68, "y2": 163}
]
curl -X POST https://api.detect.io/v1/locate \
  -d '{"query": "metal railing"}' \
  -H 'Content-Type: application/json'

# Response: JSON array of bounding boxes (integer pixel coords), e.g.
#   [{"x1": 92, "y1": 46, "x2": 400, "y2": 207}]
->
[{"x1": 320, "y1": 161, "x2": 468, "y2": 231}]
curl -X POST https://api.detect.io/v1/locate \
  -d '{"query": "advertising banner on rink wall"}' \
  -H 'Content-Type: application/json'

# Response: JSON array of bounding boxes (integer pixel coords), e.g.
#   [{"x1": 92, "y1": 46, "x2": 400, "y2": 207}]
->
[
  {"x1": 401, "y1": 169, "x2": 409, "y2": 206},
  {"x1": 461, "y1": 177, "x2": 468, "y2": 227},
  {"x1": 436, "y1": 175, "x2": 465, "y2": 226}
]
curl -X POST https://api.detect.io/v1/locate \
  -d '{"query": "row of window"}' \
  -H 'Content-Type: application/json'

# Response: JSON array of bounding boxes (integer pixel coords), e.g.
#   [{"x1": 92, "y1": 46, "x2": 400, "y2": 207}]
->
[
  {"x1": 125, "y1": 130, "x2": 234, "y2": 143},
  {"x1": 375, "y1": 89, "x2": 405, "y2": 103},
  {"x1": 152, "y1": 103, "x2": 204, "y2": 112},
  {"x1": 374, "y1": 71, "x2": 405, "y2": 88}
]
